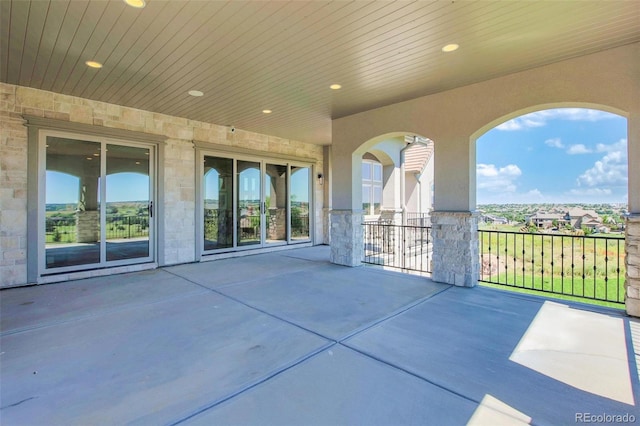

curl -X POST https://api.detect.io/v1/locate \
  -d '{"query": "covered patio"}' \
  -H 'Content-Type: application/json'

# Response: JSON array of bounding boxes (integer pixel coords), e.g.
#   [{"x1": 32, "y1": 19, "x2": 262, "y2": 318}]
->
[{"x1": 2, "y1": 246, "x2": 638, "y2": 425}]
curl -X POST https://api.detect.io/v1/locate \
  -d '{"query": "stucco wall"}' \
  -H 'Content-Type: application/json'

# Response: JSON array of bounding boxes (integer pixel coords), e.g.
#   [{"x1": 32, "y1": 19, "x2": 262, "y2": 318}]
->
[
  {"x1": 332, "y1": 42, "x2": 640, "y2": 213},
  {"x1": 0, "y1": 83, "x2": 324, "y2": 287}
]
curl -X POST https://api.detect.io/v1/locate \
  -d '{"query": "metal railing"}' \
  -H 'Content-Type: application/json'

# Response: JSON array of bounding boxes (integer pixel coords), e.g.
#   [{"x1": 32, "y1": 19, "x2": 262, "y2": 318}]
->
[
  {"x1": 479, "y1": 230, "x2": 625, "y2": 304},
  {"x1": 363, "y1": 222, "x2": 432, "y2": 273},
  {"x1": 106, "y1": 215, "x2": 149, "y2": 239},
  {"x1": 405, "y1": 212, "x2": 431, "y2": 227},
  {"x1": 46, "y1": 215, "x2": 149, "y2": 242},
  {"x1": 204, "y1": 209, "x2": 309, "y2": 240}
]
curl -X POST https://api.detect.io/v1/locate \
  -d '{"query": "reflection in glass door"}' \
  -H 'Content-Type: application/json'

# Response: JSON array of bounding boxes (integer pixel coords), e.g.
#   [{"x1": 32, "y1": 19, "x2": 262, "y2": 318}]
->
[
  {"x1": 203, "y1": 156, "x2": 233, "y2": 250},
  {"x1": 265, "y1": 163, "x2": 287, "y2": 245},
  {"x1": 45, "y1": 137, "x2": 101, "y2": 269},
  {"x1": 290, "y1": 166, "x2": 311, "y2": 241},
  {"x1": 106, "y1": 144, "x2": 151, "y2": 261},
  {"x1": 43, "y1": 134, "x2": 154, "y2": 272},
  {"x1": 200, "y1": 155, "x2": 312, "y2": 254},
  {"x1": 237, "y1": 160, "x2": 261, "y2": 246}
]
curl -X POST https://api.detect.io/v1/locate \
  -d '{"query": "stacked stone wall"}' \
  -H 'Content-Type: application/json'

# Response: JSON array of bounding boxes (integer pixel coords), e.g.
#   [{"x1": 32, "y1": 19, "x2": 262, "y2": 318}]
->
[
  {"x1": 430, "y1": 211, "x2": 479, "y2": 287},
  {"x1": 330, "y1": 210, "x2": 363, "y2": 266},
  {"x1": 626, "y1": 215, "x2": 640, "y2": 316},
  {"x1": 0, "y1": 83, "x2": 324, "y2": 286},
  {"x1": 0, "y1": 85, "x2": 28, "y2": 285}
]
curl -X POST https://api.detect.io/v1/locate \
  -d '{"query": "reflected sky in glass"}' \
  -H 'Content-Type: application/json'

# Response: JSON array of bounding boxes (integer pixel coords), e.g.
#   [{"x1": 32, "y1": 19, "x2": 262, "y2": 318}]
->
[{"x1": 47, "y1": 171, "x2": 149, "y2": 204}]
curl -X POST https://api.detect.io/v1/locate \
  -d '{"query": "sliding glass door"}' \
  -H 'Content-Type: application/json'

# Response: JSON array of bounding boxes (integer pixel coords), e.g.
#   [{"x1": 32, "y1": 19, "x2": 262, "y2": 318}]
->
[
  {"x1": 42, "y1": 133, "x2": 154, "y2": 273},
  {"x1": 201, "y1": 154, "x2": 311, "y2": 254}
]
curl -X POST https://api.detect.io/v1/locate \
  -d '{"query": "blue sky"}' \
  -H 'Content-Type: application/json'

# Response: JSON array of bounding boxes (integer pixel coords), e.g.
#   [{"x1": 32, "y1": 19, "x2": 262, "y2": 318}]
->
[
  {"x1": 47, "y1": 172, "x2": 149, "y2": 204},
  {"x1": 476, "y1": 108, "x2": 628, "y2": 205}
]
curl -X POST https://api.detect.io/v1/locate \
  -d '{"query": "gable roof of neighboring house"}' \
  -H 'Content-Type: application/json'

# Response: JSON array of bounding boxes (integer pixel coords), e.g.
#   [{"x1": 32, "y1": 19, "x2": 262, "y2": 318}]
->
[{"x1": 404, "y1": 140, "x2": 434, "y2": 174}]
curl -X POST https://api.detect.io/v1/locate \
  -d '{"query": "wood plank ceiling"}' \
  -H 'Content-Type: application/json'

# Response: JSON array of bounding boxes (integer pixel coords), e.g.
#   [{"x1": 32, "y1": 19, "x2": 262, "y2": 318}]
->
[{"x1": 1, "y1": 0, "x2": 639, "y2": 145}]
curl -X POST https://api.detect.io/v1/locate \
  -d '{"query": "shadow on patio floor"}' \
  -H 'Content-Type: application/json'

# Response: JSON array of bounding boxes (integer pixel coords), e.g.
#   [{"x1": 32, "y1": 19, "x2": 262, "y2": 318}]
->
[{"x1": 1, "y1": 245, "x2": 638, "y2": 425}]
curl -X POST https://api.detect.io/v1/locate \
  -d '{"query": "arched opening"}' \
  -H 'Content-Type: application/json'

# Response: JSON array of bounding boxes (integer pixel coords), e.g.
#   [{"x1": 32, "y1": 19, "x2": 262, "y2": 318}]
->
[
  {"x1": 339, "y1": 132, "x2": 436, "y2": 272},
  {"x1": 354, "y1": 133, "x2": 435, "y2": 225},
  {"x1": 474, "y1": 106, "x2": 628, "y2": 306}
]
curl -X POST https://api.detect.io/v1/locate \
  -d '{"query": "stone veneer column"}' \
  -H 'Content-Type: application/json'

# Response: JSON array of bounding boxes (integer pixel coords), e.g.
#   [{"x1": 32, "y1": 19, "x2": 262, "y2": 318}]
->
[
  {"x1": 430, "y1": 211, "x2": 479, "y2": 287},
  {"x1": 626, "y1": 214, "x2": 640, "y2": 317},
  {"x1": 323, "y1": 207, "x2": 331, "y2": 244},
  {"x1": 329, "y1": 209, "x2": 363, "y2": 267},
  {"x1": 76, "y1": 210, "x2": 99, "y2": 243}
]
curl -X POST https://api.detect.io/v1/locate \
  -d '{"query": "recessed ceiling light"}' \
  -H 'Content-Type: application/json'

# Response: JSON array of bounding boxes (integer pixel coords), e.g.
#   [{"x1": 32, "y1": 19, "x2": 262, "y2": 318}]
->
[
  {"x1": 188, "y1": 90, "x2": 204, "y2": 97},
  {"x1": 93, "y1": 153, "x2": 99, "y2": 157},
  {"x1": 123, "y1": 0, "x2": 146, "y2": 8},
  {"x1": 86, "y1": 157, "x2": 93, "y2": 160},
  {"x1": 330, "y1": 84, "x2": 342, "y2": 90},
  {"x1": 442, "y1": 44, "x2": 459, "y2": 53},
  {"x1": 262, "y1": 109, "x2": 272, "y2": 114},
  {"x1": 85, "y1": 60, "x2": 103, "y2": 69}
]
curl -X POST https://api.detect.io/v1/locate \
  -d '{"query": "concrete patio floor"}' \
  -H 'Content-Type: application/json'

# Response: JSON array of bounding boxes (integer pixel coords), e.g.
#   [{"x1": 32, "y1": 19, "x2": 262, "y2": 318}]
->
[{"x1": 1, "y1": 246, "x2": 639, "y2": 425}]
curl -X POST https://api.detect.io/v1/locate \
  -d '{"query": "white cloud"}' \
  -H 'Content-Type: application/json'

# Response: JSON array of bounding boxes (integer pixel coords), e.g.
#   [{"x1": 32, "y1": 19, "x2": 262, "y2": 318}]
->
[
  {"x1": 496, "y1": 116, "x2": 545, "y2": 131},
  {"x1": 496, "y1": 108, "x2": 619, "y2": 131},
  {"x1": 576, "y1": 139, "x2": 627, "y2": 188},
  {"x1": 566, "y1": 144, "x2": 592, "y2": 155},
  {"x1": 596, "y1": 138, "x2": 627, "y2": 153},
  {"x1": 477, "y1": 163, "x2": 521, "y2": 192},
  {"x1": 544, "y1": 138, "x2": 564, "y2": 148}
]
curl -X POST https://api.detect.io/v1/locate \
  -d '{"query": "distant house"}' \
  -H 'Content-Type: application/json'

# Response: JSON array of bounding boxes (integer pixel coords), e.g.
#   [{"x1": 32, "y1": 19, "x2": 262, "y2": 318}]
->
[
  {"x1": 481, "y1": 214, "x2": 508, "y2": 225},
  {"x1": 527, "y1": 208, "x2": 603, "y2": 230}
]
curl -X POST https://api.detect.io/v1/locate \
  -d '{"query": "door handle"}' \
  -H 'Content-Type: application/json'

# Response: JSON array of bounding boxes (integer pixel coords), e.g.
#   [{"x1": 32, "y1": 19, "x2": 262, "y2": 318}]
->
[{"x1": 149, "y1": 201, "x2": 153, "y2": 218}]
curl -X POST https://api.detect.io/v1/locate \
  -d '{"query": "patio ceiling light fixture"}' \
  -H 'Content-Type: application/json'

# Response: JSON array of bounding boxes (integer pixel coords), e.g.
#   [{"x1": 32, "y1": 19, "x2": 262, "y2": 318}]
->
[
  {"x1": 123, "y1": 0, "x2": 146, "y2": 8},
  {"x1": 262, "y1": 109, "x2": 272, "y2": 114},
  {"x1": 330, "y1": 84, "x2": 342, "y2": 90},
  {"x1": 188, "y1": 90, "x2": 204, "y2": 97},
  {"x1": 442, "y1": 43, "x2": 459, "y2": 52},
  {"x1": 85, "y1": 60, "x2": 103, "y2": 69}
]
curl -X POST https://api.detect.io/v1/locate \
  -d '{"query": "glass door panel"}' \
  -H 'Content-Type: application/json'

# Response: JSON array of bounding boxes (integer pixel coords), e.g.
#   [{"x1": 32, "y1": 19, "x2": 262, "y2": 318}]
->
[
  {"x1": 105, "y1": 144, "x2": 151, "y2": 261},
  {"x1": 237, "y1": 160, "x2": 261, "y2": 246},
  {"x1": 290, "y1": 166, "x2": 311, "y2": 241},
  {"x1": 45, "y1": 137, "x2": 101, "y2": 269},
  {"x1": 264, "y1": 163, "x2": 287, "y2": 245},
  {"x1": 203, "y1": 156, "x2": 233, "y2": 250}
]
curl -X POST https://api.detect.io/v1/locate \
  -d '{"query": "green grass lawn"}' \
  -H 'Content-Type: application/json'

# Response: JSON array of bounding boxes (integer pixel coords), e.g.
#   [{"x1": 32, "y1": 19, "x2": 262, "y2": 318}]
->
[{"x1": 479, "y1": 229, "x2": 626, "y2": 306}]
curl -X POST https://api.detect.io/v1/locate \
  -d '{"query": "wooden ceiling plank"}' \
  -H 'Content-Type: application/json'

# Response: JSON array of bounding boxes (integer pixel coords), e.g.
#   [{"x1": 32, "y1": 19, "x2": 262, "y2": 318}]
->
[
  {"x1": 5, "y1": 0, "x2": 30, "y2": 84},
  {"x1": 117, "y1": 1, "x2": 252, "y2": 106},
  {"x1": 165, "y1": 1, "x2": 397, "y2": 118},
  {"x1": 158, "y1": 1, "x2": 336, "y2": 116},
  {"x1": 28, "y1": 0, "x2": 70, "y2": 88},
  {"x1": 40, "y1": 1, "x2": 90, "y2": 91},
  {"x1": 185, "y1": 2, "x2": 464, "y2": 120},
  {"x1": 53, "y1": 1, "x2": 110, "y2": 94},
  {"x1": 132, "y1": 1, "x2": 297, "y2": 110},
  {"x1": 86, "y1": 0, "x2": 185, "y2": 100},
  {"x1": 17, "y1": 1, "x2": 48, "y2": 87},
  {"x1": 0, "y1": 0, "x2": 13, "y2": 82},
  {"x1": 94, "y1": 0, "x2": 215, "y2": 102}
]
